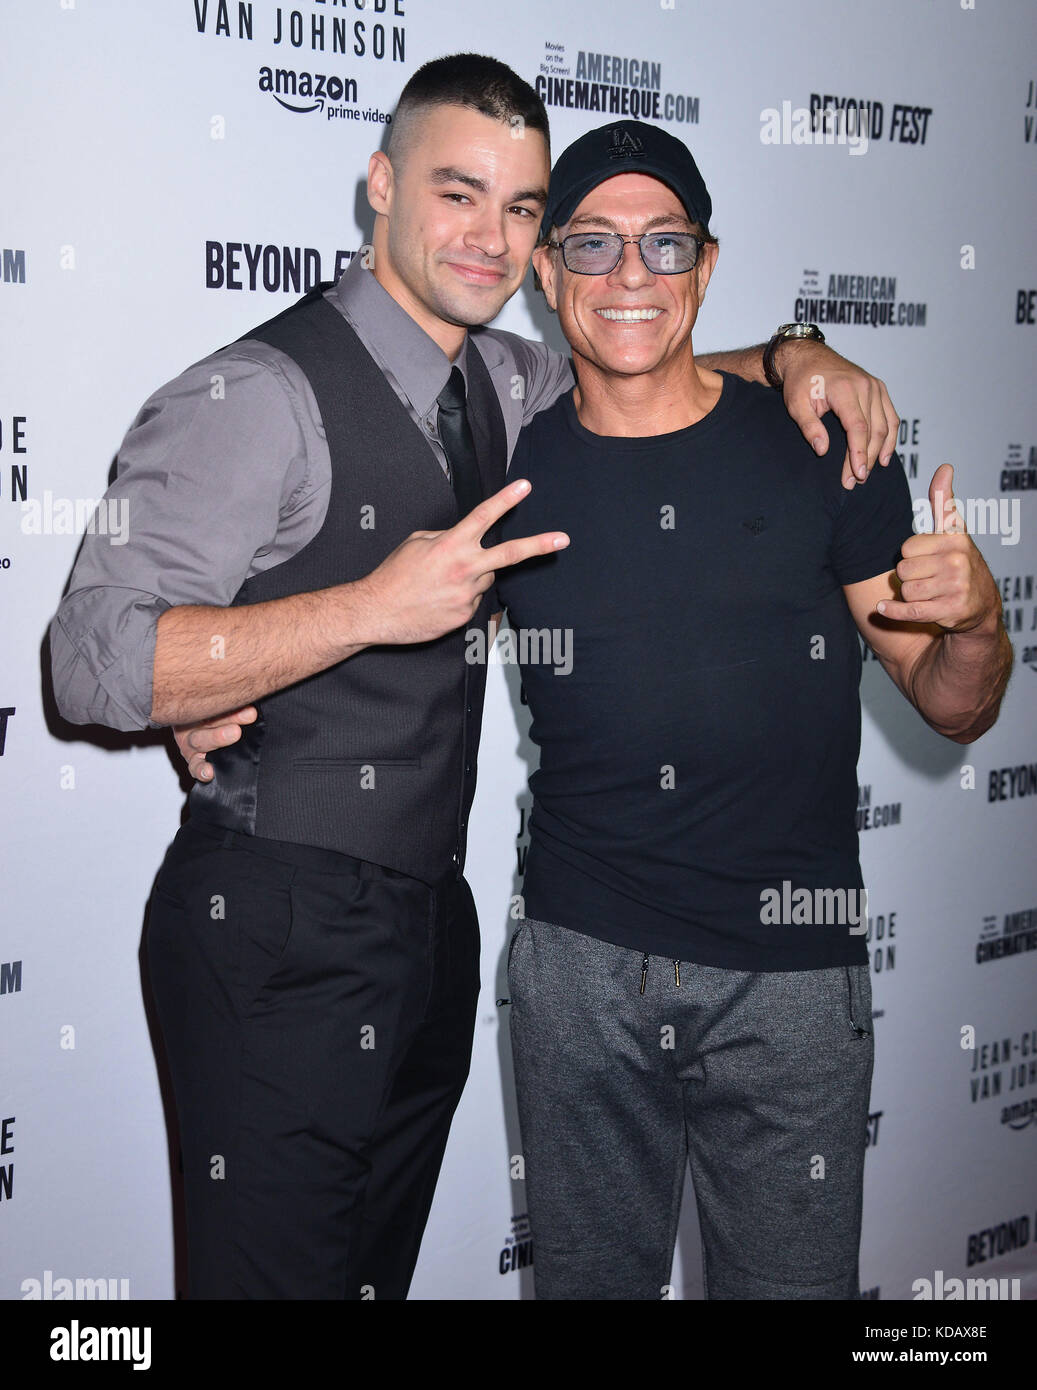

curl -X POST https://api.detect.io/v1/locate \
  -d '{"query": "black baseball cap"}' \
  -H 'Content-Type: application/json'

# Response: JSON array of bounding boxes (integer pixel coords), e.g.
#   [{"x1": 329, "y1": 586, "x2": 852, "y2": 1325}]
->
[{"x1": 541, "y1": 120, "x2": 712, "y2": 237}]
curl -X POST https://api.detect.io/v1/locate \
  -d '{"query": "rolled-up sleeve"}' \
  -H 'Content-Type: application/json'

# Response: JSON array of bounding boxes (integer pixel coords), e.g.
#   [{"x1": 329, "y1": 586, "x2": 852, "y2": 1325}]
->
[
  {"x1": 50, "y1": 347, "x2": 323, "y2": 730},
  {"x1": 51, "y1": 587, "x2": 172, "y2": 731}
]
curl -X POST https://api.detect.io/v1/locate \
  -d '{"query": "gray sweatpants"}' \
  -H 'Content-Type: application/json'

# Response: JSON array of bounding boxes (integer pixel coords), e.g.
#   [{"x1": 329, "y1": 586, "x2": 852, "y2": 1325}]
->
[{"x1": 508, "y1": 916, "x2": 874, "y2": 1300}]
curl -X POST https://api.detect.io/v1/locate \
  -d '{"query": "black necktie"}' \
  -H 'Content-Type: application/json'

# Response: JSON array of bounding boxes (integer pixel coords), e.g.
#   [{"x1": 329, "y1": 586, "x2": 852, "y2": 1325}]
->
[{"x1": 437, "y1": 367, "x2": 484, "y2": 519}]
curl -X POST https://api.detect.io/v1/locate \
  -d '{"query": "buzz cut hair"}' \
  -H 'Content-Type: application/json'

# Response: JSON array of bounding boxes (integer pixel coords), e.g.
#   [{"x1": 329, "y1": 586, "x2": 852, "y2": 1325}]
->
[{"x1": 387, "y1": 53, "x2": 550, "y2": 168}]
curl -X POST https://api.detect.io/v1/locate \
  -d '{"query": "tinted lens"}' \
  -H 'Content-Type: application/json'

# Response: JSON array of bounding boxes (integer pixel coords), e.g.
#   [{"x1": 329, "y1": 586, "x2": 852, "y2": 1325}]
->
[
  {"x1": 563, "y1": 233, "x2": 623, "y2": 272},
  {"x1": 641, "y1": 234, "x2": 699, "y2": 273}
]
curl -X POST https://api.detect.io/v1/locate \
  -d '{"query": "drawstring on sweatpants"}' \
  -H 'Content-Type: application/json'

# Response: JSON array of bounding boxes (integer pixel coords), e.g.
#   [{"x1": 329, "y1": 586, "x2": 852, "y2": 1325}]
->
[{"x1": 639, "y1": 955, "x2": 683, "y2": 994}]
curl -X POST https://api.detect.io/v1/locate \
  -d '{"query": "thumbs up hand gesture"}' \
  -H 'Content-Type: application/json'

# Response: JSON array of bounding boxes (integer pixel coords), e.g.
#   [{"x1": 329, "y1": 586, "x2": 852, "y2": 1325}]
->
[{"x1": 876, "y1": 465, "x2": 1000, "y2": 633}]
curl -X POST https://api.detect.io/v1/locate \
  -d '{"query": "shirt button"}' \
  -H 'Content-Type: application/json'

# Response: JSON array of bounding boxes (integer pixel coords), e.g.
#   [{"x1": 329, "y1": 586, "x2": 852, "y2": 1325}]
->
[{"x1": 425, "y1": 418, "x2": 435, "y2": 434}]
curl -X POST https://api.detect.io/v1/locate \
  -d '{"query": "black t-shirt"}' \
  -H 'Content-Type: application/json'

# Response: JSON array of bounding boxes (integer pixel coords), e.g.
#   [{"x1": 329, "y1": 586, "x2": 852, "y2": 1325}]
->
[{"x1": 495, "y1": 372, "x2": 914, "y2": 971}]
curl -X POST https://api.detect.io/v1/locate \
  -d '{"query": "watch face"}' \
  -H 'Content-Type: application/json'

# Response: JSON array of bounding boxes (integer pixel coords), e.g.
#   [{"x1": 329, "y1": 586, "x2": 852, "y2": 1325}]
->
[{"x1": 779, "y1": 323, "x2": 824, "y2": 342}]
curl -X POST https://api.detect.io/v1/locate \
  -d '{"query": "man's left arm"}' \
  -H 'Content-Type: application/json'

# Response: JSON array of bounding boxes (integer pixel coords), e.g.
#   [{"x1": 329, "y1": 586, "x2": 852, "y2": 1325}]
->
[
  {"x1": 699, "y1": 338, "x2": 899, "y2": 488},
  {"x1": 842, "y1": 464, "x2": 1013, "y2": 743}
]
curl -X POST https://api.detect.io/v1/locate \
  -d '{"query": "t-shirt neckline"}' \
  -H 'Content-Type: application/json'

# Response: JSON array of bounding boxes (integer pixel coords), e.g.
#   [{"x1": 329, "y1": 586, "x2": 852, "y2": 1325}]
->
[{"x1": 560, "y1": 369, "x2": 739, "y2": 451}]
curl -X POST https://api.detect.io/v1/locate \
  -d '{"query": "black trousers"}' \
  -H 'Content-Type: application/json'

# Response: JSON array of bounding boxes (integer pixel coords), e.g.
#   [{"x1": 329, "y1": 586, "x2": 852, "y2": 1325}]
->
[{"x1": 146, "y1": 820, "x2": 480, "y2": 1299}]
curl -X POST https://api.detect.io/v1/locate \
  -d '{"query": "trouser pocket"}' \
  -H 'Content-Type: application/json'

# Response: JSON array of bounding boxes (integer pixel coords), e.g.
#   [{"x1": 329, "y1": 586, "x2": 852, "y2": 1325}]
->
[
  {"x1": 845, "y1": 963, "x2": 873, "y2": 1036},
  {"x1": 506, "y1": 917, "x2": 529, "y2": 975}
]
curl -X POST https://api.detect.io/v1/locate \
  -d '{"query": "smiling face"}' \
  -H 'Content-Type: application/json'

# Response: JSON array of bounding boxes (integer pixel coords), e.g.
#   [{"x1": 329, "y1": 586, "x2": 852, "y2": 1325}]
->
[
  {"x1": 367, "y1": 103, "x2": 550, "y2": 346},
  {"x1": 533, "y1": 172, "x2": 718, "y2": 381}
]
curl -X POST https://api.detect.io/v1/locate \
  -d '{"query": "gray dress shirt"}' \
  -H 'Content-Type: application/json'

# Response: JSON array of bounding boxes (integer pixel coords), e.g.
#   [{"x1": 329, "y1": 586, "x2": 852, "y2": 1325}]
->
[{"x1": 50, "y1": 255, "x2": 574, "y2": 731}]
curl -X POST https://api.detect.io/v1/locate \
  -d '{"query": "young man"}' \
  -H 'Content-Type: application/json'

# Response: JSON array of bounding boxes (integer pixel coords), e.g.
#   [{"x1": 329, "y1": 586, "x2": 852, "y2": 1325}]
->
[
  {"x1": 496, "y1": 120, "x2": 1012, "y2": 1300},
  {"x1": 52, "y1": 57, "x2": 900, "y2": 1300}
]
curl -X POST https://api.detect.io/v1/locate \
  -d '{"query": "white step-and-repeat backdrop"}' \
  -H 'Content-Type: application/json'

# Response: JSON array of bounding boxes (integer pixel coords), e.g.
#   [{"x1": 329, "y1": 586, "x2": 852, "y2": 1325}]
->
[{"x1": 2, "y1": 0, "x2": 1035, "y2": 1301}]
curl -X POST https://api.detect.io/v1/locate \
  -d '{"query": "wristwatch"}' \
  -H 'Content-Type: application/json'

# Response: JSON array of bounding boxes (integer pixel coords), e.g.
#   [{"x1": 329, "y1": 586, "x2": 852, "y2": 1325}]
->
[{"x1": 763, "y1": 322, "x2": 825, "y2": 390}]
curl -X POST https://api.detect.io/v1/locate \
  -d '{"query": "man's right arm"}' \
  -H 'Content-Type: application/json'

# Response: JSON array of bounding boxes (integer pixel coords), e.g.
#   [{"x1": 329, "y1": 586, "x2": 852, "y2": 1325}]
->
[
  {"x1": 151, "y1": 483, "x2": 564, "y2": 725},
  {"x1": 50, "y1": 346, "x2": 567, "y2": 732},
  {"x1": 50, "y1": 349, "x2": 335, "y2": 731},
  {"x1": 51, "y1": 350, "x2": 325, "y2": 731},
  {"x1": 151, "y1": 586, "x2": 371, "y2": 725}
]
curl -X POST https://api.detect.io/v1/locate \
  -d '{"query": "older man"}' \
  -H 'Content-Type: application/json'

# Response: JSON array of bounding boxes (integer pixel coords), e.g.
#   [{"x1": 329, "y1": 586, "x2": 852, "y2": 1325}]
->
[{"x1": 497, "y1": 121, "x2": 1012, "y2": 1300}]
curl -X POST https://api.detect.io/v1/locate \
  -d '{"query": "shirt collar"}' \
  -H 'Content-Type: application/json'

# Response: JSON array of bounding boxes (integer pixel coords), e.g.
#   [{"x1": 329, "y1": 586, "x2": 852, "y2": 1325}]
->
[{"x1": 325, "y1": 253, "x2": 468, "y2": 416}]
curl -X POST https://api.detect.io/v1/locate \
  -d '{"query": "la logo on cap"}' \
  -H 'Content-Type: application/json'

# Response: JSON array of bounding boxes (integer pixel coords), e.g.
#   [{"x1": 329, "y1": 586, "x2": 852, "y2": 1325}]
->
[{"x1": 608, "y1": 126, "x2": 644, "y2": 157}]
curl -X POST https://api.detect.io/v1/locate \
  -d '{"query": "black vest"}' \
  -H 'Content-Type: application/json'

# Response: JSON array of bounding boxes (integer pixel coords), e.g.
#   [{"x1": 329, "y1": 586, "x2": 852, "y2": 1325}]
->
[{"x1": 188, "y1": 287, "x2": 507, "y2": 883}]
